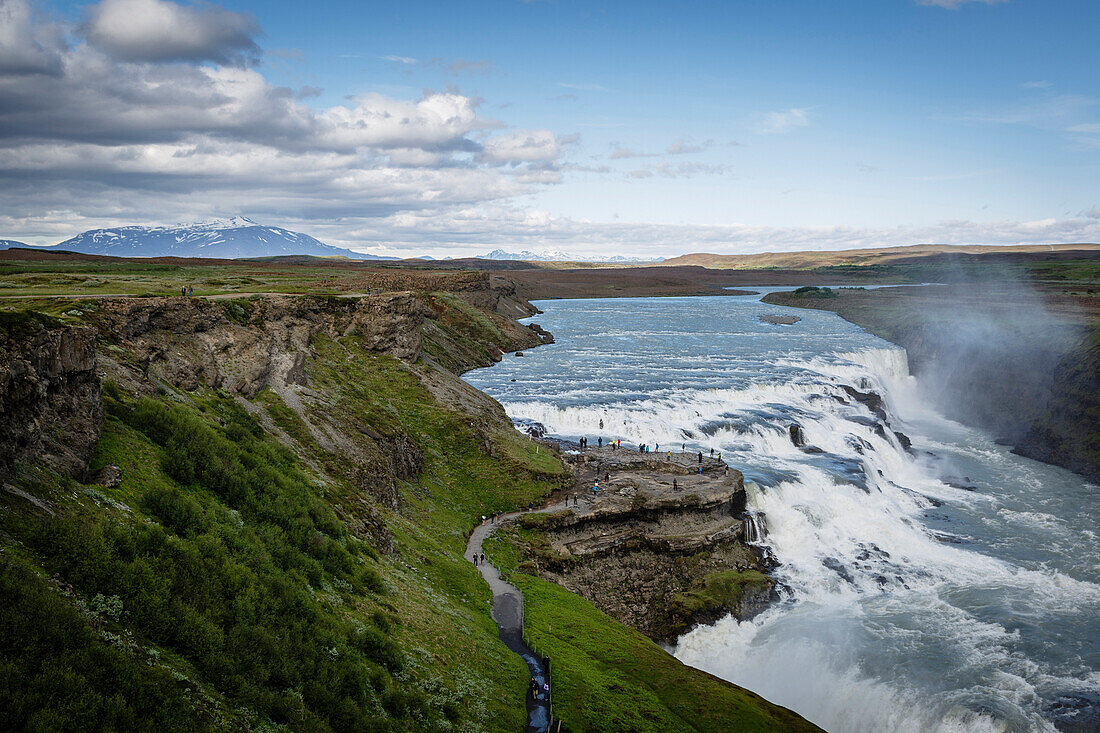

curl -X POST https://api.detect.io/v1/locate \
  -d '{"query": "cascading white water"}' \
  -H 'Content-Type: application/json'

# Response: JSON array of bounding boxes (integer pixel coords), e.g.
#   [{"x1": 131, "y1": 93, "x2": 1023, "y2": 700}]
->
[{"x1": 465, "y1": 293, "x2": 1100, "y2": 733}]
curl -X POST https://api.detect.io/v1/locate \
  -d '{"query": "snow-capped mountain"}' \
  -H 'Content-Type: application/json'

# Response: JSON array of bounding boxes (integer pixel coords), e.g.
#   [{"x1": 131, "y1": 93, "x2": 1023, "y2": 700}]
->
[
  {"x1": 51, "y1": 218, "x2": 395, "y2": 260},
  {"x1": 0, "y1": 240, "x2": 29, "y2": 249},
  {"x1": 475, "y1": 248, "x2": 661, "y2": 263}
]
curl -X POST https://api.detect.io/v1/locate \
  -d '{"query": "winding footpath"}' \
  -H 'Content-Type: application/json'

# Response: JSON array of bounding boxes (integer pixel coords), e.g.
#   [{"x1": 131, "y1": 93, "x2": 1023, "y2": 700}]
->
[{"x1": 466, "y1": 502, "x2": 570, "y2": 733}]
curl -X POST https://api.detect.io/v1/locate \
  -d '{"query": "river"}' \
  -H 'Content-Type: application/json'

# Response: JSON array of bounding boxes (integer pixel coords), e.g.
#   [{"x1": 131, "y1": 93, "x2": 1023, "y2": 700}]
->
[{"x1": 463, "y1": 292, "x2": 1100, "y2": 733}]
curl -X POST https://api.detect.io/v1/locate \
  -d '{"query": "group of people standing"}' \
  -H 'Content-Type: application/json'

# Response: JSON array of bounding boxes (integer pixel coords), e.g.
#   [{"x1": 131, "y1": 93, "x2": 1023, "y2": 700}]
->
[
  {"x1": 529, "y1": 677, "x2": 550, "y2": 700},
  {"x1": 578, "y1": 432, "x2": 725, "y2": 465},
  {"x1": 180, "y1": 285, "x2": 193, "y2": 296}
]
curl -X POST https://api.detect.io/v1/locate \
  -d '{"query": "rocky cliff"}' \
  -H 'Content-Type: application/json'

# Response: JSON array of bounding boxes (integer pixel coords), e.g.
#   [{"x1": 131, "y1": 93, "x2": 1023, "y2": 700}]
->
[
  {"x1": 510, "y1": 448, "x2": 774, "y2": 642},
  {"x1": 762, "y1": 286, "x2": 1100, "y2": 482},
  {"x1": 0, "y1": 313, "x2": 101, "y2": 485},
  {"x1": 0, "y1": 286, "x2": 550, "y2": 521},
  {"x1": 1016, "y1": 327, "x2": 1100, "y2": 482}
]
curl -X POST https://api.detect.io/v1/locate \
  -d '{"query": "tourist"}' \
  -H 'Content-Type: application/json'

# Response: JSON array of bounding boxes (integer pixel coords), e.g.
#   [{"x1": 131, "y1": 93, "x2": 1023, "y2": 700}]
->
[
  {"x1": 598, "y1": 437, "x2": 602, "y2": 448},
  {"x1": 673, "y1": 478, "x2": 678, "y2": 490},
  {"x1": 604, "y1": 473, "x2": 609, "y2": 482},
  {"x1": 655, "y1": 443, "x2": 659, "y2": 452},
  {"x1": 698, "y1": 451, "x2": 703, "y2": 464},
  {"x1": 710, "y1": 448, "x2": 714, "y2": 457}
]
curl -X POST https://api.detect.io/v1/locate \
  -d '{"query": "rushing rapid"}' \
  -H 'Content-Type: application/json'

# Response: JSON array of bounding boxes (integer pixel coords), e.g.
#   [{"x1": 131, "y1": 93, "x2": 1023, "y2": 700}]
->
[{"x1": 464, "y1": 293, "x2": 1100, "y2": 733}]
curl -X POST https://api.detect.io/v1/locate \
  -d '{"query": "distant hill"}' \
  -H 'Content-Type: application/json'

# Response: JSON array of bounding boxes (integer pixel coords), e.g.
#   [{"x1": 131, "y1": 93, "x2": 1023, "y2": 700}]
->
[
  {"x1": 659, "y1": 243, "x2": 1100, "y2": 269},
  {"x1": 0, "y1": 240, "x2": 29, "y2": 249},
  {"x1": 45, "y1": 217, "x2": 396, "y2": 260},
  {"x1": 476, "y1": 248, "x2": 661, "y2": 263}
]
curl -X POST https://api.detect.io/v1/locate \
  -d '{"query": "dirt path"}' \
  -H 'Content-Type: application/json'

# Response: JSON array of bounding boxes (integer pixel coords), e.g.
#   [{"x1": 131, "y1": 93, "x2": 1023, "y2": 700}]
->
[{"x1": 467, "y1": 503, "x2": 569, "y2": 733}]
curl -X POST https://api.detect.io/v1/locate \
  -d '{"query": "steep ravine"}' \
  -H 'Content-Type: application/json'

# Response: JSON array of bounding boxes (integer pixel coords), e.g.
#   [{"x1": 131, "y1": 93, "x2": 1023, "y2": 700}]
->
[{"x1": 0, "y1": 285, "x2": 815, "y2": 732}]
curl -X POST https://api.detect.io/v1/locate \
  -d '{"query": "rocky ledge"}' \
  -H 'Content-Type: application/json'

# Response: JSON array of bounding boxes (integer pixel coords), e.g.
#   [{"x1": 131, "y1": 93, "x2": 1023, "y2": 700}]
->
[
  {"x1": 0, "y1": 313, "x2": 101, "y2": 484},
  {"x1": 759, "y1": 314, "x2": 801, "y2": 325},
  {"x1": 513, "y1": 447, "x2": 775, "y2": 642}
]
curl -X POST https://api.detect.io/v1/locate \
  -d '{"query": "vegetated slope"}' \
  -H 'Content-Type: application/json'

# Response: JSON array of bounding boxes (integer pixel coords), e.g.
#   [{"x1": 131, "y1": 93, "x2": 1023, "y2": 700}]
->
[
  {"x1": 485, "y1": 528, "x2": 821, "y2": 733},
  {"x1": 0, "y1": 284, "x2": 812, "y2": 731},
  {"x1": 762, "y1": 285, "x2": 1100, "y2": 483},
  {"x1": 660, "y1": 243, "x2": 1100, "y2": 270}
]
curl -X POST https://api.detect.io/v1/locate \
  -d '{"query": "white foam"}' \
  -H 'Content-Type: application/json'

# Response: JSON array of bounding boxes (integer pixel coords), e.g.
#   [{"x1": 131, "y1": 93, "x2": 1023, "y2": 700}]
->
[{"x1": 491, "y1": 339, "x2": 1099, "y2": 731}]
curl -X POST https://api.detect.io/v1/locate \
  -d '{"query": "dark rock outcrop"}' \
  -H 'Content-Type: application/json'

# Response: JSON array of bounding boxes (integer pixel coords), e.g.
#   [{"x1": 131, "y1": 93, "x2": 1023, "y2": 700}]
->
[
  {"x1": 1016, "y1": 328, "x2": 1100, "y2": 482},
  {"x1": 517, "y1": 449, "x2": 772, "y2": 642},
  {"x1": 0, "y1": 315, "x2": 102, "y2": 483}
]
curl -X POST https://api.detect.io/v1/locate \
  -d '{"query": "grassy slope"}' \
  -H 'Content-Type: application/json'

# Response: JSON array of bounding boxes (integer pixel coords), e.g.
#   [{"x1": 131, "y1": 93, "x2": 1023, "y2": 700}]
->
[
  {"x1": 0, "y1": 302, "x2": 567, "y2": 731},
  {"x1": 484, "y1": 528, "x2": 821, "y2": 733}
]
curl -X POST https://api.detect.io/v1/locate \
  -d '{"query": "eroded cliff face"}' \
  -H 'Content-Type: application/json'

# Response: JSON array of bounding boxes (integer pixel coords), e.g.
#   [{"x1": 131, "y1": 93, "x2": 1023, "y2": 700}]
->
[
  {"x1": 1, "y1": 284, "x2": 552, "y2": 545},
  {"x1": 1017, "y1": 328, "x2": 1100, "y2": 482},
  {"x1": 513, "y1": 449, "x2": 774, "y2": 642},
  {"x1": 88, "y1": 293, "x2": 434, "y2": 397},
  {"x1": 0, "y1": 315, "x2": 102, "y2": 485}
]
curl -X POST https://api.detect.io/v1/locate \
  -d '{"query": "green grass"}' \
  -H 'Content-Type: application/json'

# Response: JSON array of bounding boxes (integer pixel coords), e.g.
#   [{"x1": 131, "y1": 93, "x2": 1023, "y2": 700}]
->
[
  {"x1": 483, "y1": 527, "x2": 818, "y2": 733},
  {"x1": 254, "y1": 388, "x2": 318, "y2": 451},
  {"x1": 512, "y1": 575, "x2": 820, "y2": 733},
  {"x1": 669, "y1": 570, "x2": 772, "y2": 618}
]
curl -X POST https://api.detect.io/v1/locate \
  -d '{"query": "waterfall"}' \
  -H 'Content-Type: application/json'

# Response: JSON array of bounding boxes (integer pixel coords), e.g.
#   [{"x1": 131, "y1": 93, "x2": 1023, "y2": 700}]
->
[{"x1": 467, "y1": 295, "x2": 1100, "y2": 733}]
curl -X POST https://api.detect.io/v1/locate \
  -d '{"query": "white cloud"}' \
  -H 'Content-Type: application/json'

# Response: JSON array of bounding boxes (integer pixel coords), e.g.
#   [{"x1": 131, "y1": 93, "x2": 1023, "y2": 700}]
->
[
  {"x1": 754, "y1": 107, "x2": 810, "y2": 135},
  {"x1": 480, "y1": 129, "x2": 565, "y2": 164},
  {"x1": 610, "y1": 147, "x2": 651, "y2": 160},
  {"x1": 557, "y1": 82, "x2": 608, "y2": 92},
  {"x1": 950, "y1": 94, "x2": 1100, "y2": 148},
  {"x1": 0, "y1": 0, "x2": 65, "y2": 74},
  {"x1": 83, "y1": 0, "x2": 261, "y2": 65},
  {"x1": 286, "y1": 208, "x2": 1100, "y2": 259},
  {"x1": 915, "y1": 0, "x2": 1008, "y2": 8},
  {"x1": 610, "y1": 139, "x2": 710, "y2": 159},
  {"x1": 0, "y1": 0, "x2": 574, "y2": 245}
]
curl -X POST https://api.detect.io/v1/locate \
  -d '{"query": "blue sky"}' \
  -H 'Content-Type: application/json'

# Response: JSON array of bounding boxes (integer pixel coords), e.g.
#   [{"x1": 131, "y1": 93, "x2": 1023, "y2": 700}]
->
[{"x1": 1, "y1": 0, "x2": 1098, "y2": 256}]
